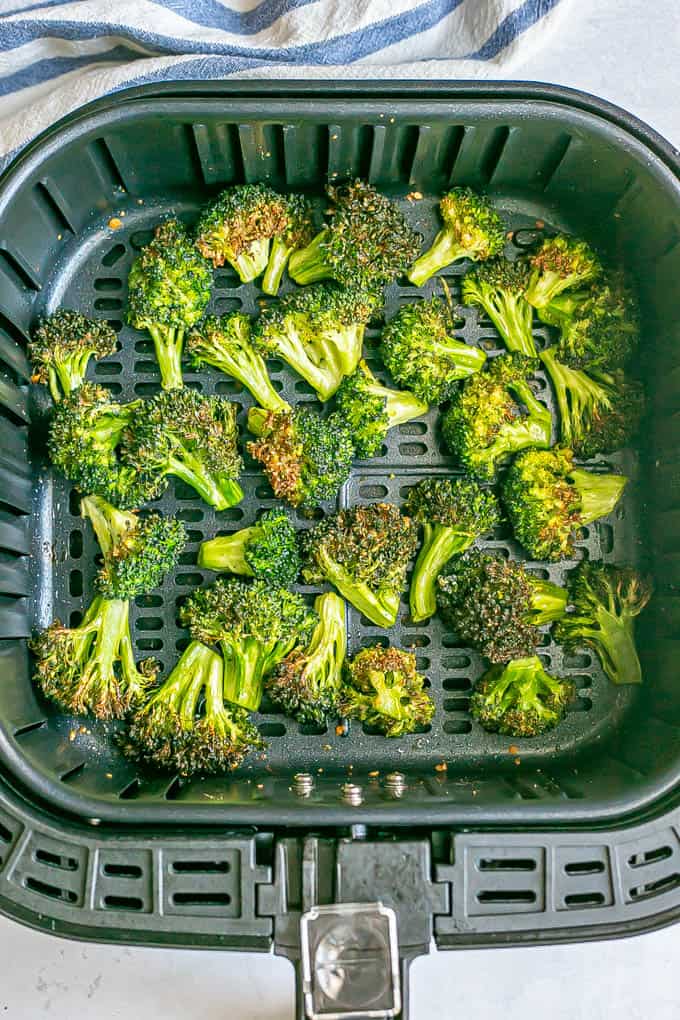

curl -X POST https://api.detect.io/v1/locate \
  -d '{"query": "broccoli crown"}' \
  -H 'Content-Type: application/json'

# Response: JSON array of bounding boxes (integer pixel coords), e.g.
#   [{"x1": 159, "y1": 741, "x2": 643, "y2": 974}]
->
[
  {"x1": 121, "y1": 388, "x2": 243, "y2": 511},
  {"x1": 437, "y1": 550, "x2": 567, "y2": 662},
  {"x1": 460, "y1": 257, "x2": 537, "y2": 358},
  {"x1": 441, "y1": 353, "x2": 551, "y2": 480},
  {"x1": 470, "y1": 656, "x2": 575, "y2": 737},
  {"x1": 405, "y1": 477, "x2": 500, "y2": 535},
  {"x1": 279, "y1": 193, "x2": 315, "y2": 248},
  {"x1": 195, "y1": 183, "x2": 288, "y2": 267},
  {"x1": 554, "y1": 561, "x2": 652, "y2": 686},
  {"x1": 333, "y1": 359, "x2": 428, "y2": 458},
  {"x1": 408, "y1": 188, "x2": 505, "y2": 286},
  {"x1": 380, "y1": 297, "x2": 486, "y2": 403},
  {"x1": 571, "y1": 370, "x2": 645, "y2": 459},
  {"x1": 127, "y1": 219, "x2": 212, "y2": 331},
  {"x1": 29, "y1": 310, "x2": 117, "y2": 400},
  {"x1": 199, "y1": 508, "x2": 301, "y2": 586},
  {"x1": 340, "y1": 645, "x2": 435, "y2": 737},
  {"x1": 525, "y1": 235, "x2": 602, "y2": 309},
  {"x1": 247, "y1": 407, "x2": 353, "y2": 513},
  {"x1": 548, "y1": 275, "x2": 640, "y2": 372},
  {"x1": 463, "y1": 256, "x2": 529, "y2": 298},
  {"x1": 266, "y1": 592, "x2": 346, "y2": 725},
  {"x1": 257, "y1": 280, "x2": 380, "y2": 339}
]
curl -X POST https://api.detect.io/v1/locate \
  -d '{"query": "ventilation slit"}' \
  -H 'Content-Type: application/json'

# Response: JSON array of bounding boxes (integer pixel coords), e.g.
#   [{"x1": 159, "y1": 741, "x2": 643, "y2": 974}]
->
[
  {"x1": 89, "y1": 137, "x2": 126, "y2": 191},
  {"x1": 480, "y1": 126, "x2": 511, "y2": 184}
]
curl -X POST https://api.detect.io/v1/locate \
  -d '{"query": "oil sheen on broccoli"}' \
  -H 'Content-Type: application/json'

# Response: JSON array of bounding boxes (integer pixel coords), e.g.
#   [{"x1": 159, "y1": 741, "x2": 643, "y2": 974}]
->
[
  {"x1": 340, "y1": 645, "x2": 434, "y2": 737},
  {"x1": 198, "y1": 507, "x2": 301, "y2": 587},
  {"x1": 470, "y1": 656, "x2": 575, "y2": 737},
  {"x1": 334, "y1": 359, "x2": 429, "y2": 458},
  {"x1": 195, "y1": 183, "x2": 288, "y2": 280},
  {"x1": 262, "y1": 193, "x2": 315, "y2": 295},
  {"x1": 29, "y1": 310, "x2": 117, "y2": 402}
]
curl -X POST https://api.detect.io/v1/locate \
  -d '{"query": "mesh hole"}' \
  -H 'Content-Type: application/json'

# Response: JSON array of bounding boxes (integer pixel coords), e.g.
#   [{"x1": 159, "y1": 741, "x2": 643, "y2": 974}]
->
[
  {"x1": 444, "y1": 719, "x2": 472, "y2": 734},
  {"x1": 135, "y1": 617, "x2": 163, "y2": 631},
  {"x1": 443, "y1": 697, "x2": 470, "y2": 712},
  {"x1": 94, "y1": 278, "x2": 123, "y2": 292},
  {"x1": 259, "y1": 722, "x2": 286, "y2": 737},
  {"x1": 135, "y1": 594, "x2": 162, "y2": 608},
  {"x1": 101, "y1": 244, "x2": 125, "y2": 266},
  {"x1": 443, "y1": 677, "x2": 472, "y2": 691},
  {"x1": 69, "y1": 570, "x2": 83, "y2": 597},
  {"x1": 69, "y1": 531, "x2": 83, "y2": 558}
]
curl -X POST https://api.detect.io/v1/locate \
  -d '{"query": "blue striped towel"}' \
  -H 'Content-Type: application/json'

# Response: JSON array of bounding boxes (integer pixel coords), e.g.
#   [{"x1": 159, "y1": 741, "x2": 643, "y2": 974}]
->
[{"x1": 0, "y1": 0, "x2": 570, "y2": 172}]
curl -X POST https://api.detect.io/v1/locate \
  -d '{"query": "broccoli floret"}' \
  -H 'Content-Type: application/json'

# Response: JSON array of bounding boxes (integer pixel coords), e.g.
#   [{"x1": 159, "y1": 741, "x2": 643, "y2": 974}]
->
[
  {"x1": 441, "y1": 353, "x2": 552, "y2": 480},
  {"x1": 461, "y1": 258, "x2": 536, "y2": 357},
  {"x1": 334, "y1": 359, "x2": 429, "y2": 458},
  {"x1": 340, "y1": 645, "x2": 434, "y2": 737},
  {"x1": 127, "y1": 219, "x2": 212, "y2": 390},
  {"x1": 48, "y1": 382, "x2": 158, "y2": 508},
  {"x1": 408, "y1": 188, "x2": 505, "y2": 287},
  {"x1": 31, "y1": 595, "x2": 157, "y2": 719},
  {"x1": 524, "y1": 235, "x2": 602, "y2": 309},
  {"x1": 554, "y1": 561, "x2": 652, "y2": 686},
  {"x1": 380, "y1": 297, "x2": 486, "y2": 404},
  {"x1": 29, "y1": 310, "x2": 117, "y2": 402},
  {"x1": 301, "y1": 503, "x2": 418, "y2": 628},
  {"x1": 195, "y1": 183, "x2": 288, "y2": 280},
  {"x1": 80, "y1": 495, "x2": 186, "y2": 599},
  {"x1": 247, "y1": 406, "x2": 353, "y2": 513},
  {"x1": 181, "y1": 578, "x2": 317, "y2": 713},
  {"x1": 198, "y1": 507, "x2": 300, "y2": 587},
  {"x1": 503, "y1": 447, "x2": 627, "y2": 561},
  {"x1": 188, "y1": 312, "x2": 289, "y2": 412},
  {"x1": 252, "y1": 283, "x2": 380, "y2": 400},
  {"x1": 437, "y1": 550, "x2": 567, "y2": 662},
  {"x1": 121, "y1": 388, "x2": 244, "y2": 511},
  {"x1": 405, "y1": 478, "x2": 500, "y2": 624},
  {"x1": 262, "y1": 193, "x2": 315, "y2": 295},
  {"x1": 470, "y1": 656, "x2": 575, "y2": 737},
  {"x1": 288, "y1": 179, "x2": 421, "y2": 288},
  {"x1": 122, "y1": 641, "x2": 264, "y2": 774},
  {"x1": 266, "y1": 592, "x2": 346, "y2": 725}
]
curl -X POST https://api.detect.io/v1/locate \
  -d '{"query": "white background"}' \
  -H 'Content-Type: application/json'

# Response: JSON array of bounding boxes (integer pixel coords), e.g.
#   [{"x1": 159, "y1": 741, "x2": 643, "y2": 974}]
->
[{"x1": 2, "y1": 1, "x2": 680, "y2": 1016}]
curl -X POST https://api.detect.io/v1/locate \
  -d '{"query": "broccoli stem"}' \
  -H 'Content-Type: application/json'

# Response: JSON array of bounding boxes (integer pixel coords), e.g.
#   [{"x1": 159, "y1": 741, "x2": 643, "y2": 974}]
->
[
  {"x1": 570, "y1": 468, "x2": 627, "y2": 525},
  {"x1": 232, "y1": 238, "x2": 271, "y2": 283},
  {"x1": 375, "y1": 380, "x2": 429, "y2": 426},
  {"x1": 371, "y1": 676, "x2": 407, "y2": 722},
  {"x1": 410, "y1": 524, "x2": 475, "y2": 623},
  {"x1": 526, "y1": 270, "x2": 573, "y2": 309},
  {"x1": 477, "y1": 291, "x2": 536, "y2": 357},
  {"x1": 167, "y1": 450, "x2": 243, "y2": 510},
  {"x1": 576, "y1": 610, "x2": 642, "y2": 685},
  {"x1": 51, "y1": 351, "x2": 91, "y2": 401},
  {"x1": 69, "y1": 597, "x2": 137, "y2": 717},
  {"x1": 80, "y1": 494, "x2": 137, "y2": 558},
  {"x1": 194, "y1": 342, "x2": 289, "y2": 412},
  {"x1": 528, "y1": 579, "x2": 568, "y2": 625},
  {"x1": 539, "y1": 348, "x2": 610, "y2": 446},
  {"x1": 408, "y1": 232, "x2": 470, "y2": 287},
  {"x1": 322, "y1": 326, "x2": 364, "y2": 377},
  {"x1": 262, "y1": 237, "x2": 293, "y2": 296},
  {"x1": 221, "y1": 637, "x2": 265, "y2": 711},
  {"x1": 270, "y1": 324, "x2": 342, "y2": 400},
  {"x1": 198, "y1": 528, "x2": 255, "y2": 574},
  {"x1": 148, "y1": 325, "x2": 184, "y2": 390},
  {"x1": 317, "y1": 550, "x2": 400, "y2": 627},
  {"x1": 288, "y1": 230, "x2": 332, "y2": 285},
  {"x1": 247, "y1": 406, "x2": 268, "y2": 436}
]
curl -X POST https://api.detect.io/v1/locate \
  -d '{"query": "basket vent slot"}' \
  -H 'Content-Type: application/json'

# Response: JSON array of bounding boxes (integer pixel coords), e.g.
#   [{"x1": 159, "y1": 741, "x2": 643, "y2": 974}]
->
[
  {"x1": 34, "y1": 848, "x2": 78, "y2": 871},
  {"x1": 171, "y1": 891, "x2": 231, "y2": 907},
  {"x1": 629, "y1": 873, "x2": 680, "y2": 901},
  {"x1": 171, "y1": 859, "x2": 230, "y2": 874},
  {"x1": 103, "y1": 862, "x2": 143, "y2": 879},
  {"x1": 628, "y1": 845, "x2": 673, "y2": 868},
  {"x1": 24, "y1": 876, "x2": 78, "y2": 903},
  {"x1": 564, "y1": 860, "x2": 605, "y2": 876},
  {"x1": 103, "y1": 894, "x2": 145, "y2": 911},
  {"x1": 563, "y1": 891, "x2": 606, "y2": 908},
  {"x1": 476, "y1": 890, "x2": 536, "y2": 905},
  {"x1": 478, "y1": 858, "x2": 537, "y2": 872}
]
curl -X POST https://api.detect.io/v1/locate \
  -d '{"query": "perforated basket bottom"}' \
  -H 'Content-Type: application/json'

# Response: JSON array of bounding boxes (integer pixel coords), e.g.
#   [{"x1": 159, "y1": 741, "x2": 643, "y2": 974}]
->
[{"x1": 24, "y1": 193, "x2": 641, "y2": 806}]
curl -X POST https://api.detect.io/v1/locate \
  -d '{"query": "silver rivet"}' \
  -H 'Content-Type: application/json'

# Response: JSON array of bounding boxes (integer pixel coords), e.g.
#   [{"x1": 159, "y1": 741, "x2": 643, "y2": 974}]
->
[
  {"x1": 292, "y1": 772, "x2": 314, "y2": 797},
  {"x1": 384, "y1": 772, "x2": 407, "y2": 798},
  {"x1": 341, "y1": 783, "x2": 363, "y2": 806}
]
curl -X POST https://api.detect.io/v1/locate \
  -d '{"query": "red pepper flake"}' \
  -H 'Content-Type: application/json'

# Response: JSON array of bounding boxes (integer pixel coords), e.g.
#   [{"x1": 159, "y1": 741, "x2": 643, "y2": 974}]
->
[
  {"x1": 434, "y1": 762, "x2": 447, "y2": 773},
  {"x1": 508, "y1": 745, "x2": 519, "y2": 755},
  {"x1": 108, "y1": 217, "x2": 123, "y2": 230},
  {"x1": 535, "y1": 219, "x2": 545, "y2": 229}
]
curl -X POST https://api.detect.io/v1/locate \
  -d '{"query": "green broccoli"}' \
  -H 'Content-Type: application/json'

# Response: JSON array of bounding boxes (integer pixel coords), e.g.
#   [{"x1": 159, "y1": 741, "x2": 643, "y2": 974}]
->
[
  {"x1": 340, "y1": 645, "x2": 434, "y2": 737},
  {"x1": 470, "y1": 656, "x2": 575, "y2": 737},
  {"x1": 262, "y1": 193, "x2": 315, "y2": 295},
  {"x1": 198, "y1": 507, "x2": 300, "y2": 587},
  {"x1": 195, "y1": 183, "x2": 289, "y2": 280},
  {"x1": 333, "y1": 359, "x2": 429, "y2": 458},
  {"x1": 461, "y1": 258, "x2": 536, "y2": 357},
  {"x1": 29, "y1": 310, "x2": 117, "y2": 402},
  {"x1": 524, "y1": 235, "x2": 602, "y2": 309}
]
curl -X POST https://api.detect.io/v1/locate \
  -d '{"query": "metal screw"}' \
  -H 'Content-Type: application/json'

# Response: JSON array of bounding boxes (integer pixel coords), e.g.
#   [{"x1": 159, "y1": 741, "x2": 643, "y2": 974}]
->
[
  {"x1": 341, "y1": 783, "x2": 363, "y2": 806},
  {"x1": 384, "y1": 772, "x2": 407, "y2": 798},
  {"x1": 292, "y1": 772, "x2": 314, "y2": 798}
]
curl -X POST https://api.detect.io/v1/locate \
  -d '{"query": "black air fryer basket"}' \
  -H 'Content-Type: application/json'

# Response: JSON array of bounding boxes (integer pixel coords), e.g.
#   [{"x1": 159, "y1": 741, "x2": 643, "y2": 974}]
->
[{"x1": 1, "y1": 82, "x2": 680, "y2": 1018}]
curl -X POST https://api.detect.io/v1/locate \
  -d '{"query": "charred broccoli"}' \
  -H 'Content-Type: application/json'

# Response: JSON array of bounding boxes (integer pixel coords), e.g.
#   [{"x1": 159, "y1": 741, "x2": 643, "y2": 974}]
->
[
  {"x1": 29, "y1": 310, "x2": 117, "y2": 402},
  {"x1": 461, "y1": 258, "x2": 536, "y2": 357},
  {"x1": 334, "y1": 359, "x2": 429, "y2": 458},
  {"x1": 470, "y1": 656, "x2": 575, "y2": 737},
  {"x1": 288, "y1": 179, "x2": 421, "y2": 288},
  {"x1": 181, "y1": 578, "x2": 316, "y2": 713},
  {"x1": 195, "y1": 183, "x2": 288, "y2": 280},
  {"x1": 554, "y1": 561, "x2": 652, "y2": 685},
  {"x1": 380, "y1": 297, "x2": 486, "y2": 404},
  {"x1": 198, "y1": 507, "x2": 300, "y2": 587},
  {"x1": 262, "y1": 193, "x2": 315, "y2": 295},
  {"x1": 405, "y1": 477, "x2": 500, "y2": 624},
  {"x1": 301, "y1": 503, "x2": 418, "y2": 628},
  {"x1": 503, "y1": 447, "x2": 627, "y2": 561},
  {"x1": 524, "y1": 235, "x2": 602, "y2": 309},
  {"x1": 408, "y1": 187, "x2": 505, "y2": 287},
  {"x1": 266, "y1": 592, "x2": 346, "y2": 725},
  {"x1": 340, "y1": 645, "x2": 434, "y2": 737},
  {"x1": 127, "y1": 219, "x2": 212, "y2": 390},
  {"x1": 437, "y1": 550, "x2": 567, "y2": 662},
  {"x1": 247, "y1": 406, "x2": 353, "y2": 513},
  {"x1": 441, "y1": 353, "x2": 552, "y2": 480}
]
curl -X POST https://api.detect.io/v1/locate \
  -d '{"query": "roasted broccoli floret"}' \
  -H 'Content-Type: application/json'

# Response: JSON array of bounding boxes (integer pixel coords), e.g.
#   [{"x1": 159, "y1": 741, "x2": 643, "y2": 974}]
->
[
  {"x1": 441, "y1": 353, "x2": 552, "y2": 480},
  {"x1": 198, "y1": 507, "x2": 300, "y2": 587},
  {"x1": 121, "y1": 388, "x2": 243, "y2": 511},
  {"x1": 334, "y1": 359, "x2": 429, "y2": 458},
  {"x1": 288, "y1": 179, "x2": 421, "y2": 288},
  {"x1": 251, "y1": 283, "x2": 379, "y2": 400},
  {"x1": 340, "y1": 645, "x2": 434, "y2": 737},
  {"x1": 437, "y1": 550, "x2": 567, "y2": 662},
  {"x1": 181, "y1": 578, "x2": 317, "y2": 713},
  {"x1": 188, "y1": 311, "x2": 289, "y2": 412},
  {"x1": 408, "y1": 187, "x2": 505, "y2": 287},
  {"x1": 29, "y1": 310, "x2": 117, "y2": 402},
  {"x1": 405, "y1": 478, "x2": 500, "y2": 624},
  {"x1": 80, "y1": 495, "x2": 186, "y2": 599},
  {"x1": 195, "y1": 183, "x2": 288, "y2": 280},
  {"x1": 48, "y1": 382, "x2": 157, "y2": 507},
  {"x1": 122, "y1": 641, "x2": 264, "y2": 774},
  {"x1": 247, "y1": 406, "x2": 353, "y2": 513},
  {"x1": 554, "y1": 561, "x2": 652, "y2": 686},
  {"x1": 470, "y1": 656, "x2": 575, "y2": 737},
  {"x1": 301, "y1": 503, "x2": 418, "y2": 628},
  {"x1": 266, "y1": 592, "x2": 346, "y2": 725},
  {"x1": 380, "y1": 297, "x2": 486, "y2": 404},
  {"x1": 262, "y1": 193, "x2": 315, "y2": 295},
  {"x1": 461, "y1": 258, "x2": 536, "y2": 357},
  {"x1": 524, "y1": 235, "x2": 602, "y2": 309},
  {"x1": 503, "y1": 447, "x2": 627, "y2": 561},
  {"x1": 127, "y1": 219, "x2": 212, "y2": 390}
]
